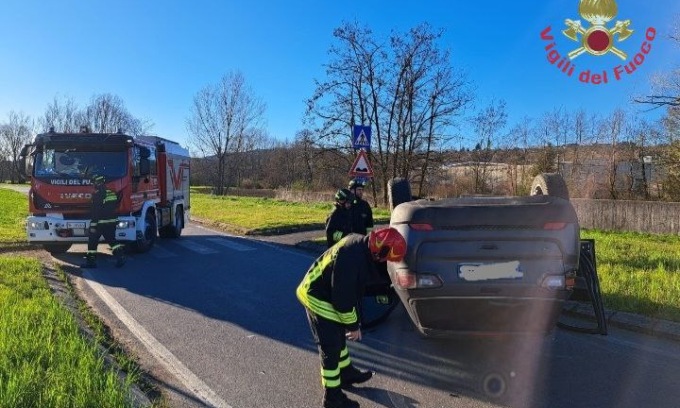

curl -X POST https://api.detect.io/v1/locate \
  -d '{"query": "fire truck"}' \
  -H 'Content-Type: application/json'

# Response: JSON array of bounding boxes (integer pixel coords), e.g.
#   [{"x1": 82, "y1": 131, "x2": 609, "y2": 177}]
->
[{"x1": 19, "y1": 127, "x2": 191, "y2": 255}]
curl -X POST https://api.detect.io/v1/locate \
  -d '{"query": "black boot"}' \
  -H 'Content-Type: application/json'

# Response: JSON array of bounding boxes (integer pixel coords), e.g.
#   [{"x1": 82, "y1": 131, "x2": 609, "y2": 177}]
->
[
  {"x1": 322, "y1": 387, "x2": 359, "y2": 408},
  {"x1": 341, "y1": 365, "x2": 373, "y2": 388},
  {"x1": 113, "y1": 248, "x2": 126, "y2": 268},
  {"x1": 80, "y1": 255, "x2": 97, "y2": 269}
]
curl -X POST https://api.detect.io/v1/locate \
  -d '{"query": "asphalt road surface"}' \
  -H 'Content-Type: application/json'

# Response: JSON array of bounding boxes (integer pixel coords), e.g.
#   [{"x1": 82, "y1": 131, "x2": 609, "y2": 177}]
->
[{"x1": 52, "y1": 222, "x2": 680, "y2": 408}]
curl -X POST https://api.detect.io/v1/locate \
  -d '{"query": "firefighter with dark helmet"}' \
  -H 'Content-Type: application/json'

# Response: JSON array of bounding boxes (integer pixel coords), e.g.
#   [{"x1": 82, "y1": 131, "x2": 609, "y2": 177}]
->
[
  {"x1": 325, "y1": 188, "x2": 354, "y2": 248},
  {"x1": 347, "y1": 178, "x2": 373, "y2": 235},
  {"x1": 81, "y1": 174, "x2": 126, "y2": 268},
  {"x1": 296, "y1": 227, "x2": 407, "y2": 408}
]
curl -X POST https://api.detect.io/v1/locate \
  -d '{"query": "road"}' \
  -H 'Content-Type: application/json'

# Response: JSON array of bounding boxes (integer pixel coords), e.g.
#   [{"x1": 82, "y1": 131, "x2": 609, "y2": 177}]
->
[{"x1": 47, "y1": 222, "x2": 680, "y2": 408}]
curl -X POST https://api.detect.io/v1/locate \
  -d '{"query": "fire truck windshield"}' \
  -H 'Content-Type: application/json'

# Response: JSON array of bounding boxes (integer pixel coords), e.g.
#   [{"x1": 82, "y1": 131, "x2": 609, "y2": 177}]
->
[{"x1": 34, "y1": 149, "x2": 127, "y2": 179}]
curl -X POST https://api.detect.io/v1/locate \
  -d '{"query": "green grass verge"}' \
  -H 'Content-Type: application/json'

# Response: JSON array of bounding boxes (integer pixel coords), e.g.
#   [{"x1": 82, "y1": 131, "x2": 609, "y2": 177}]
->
[
  {"x1": 0, "y1": 256, "x2": 136, "y2": 407},
  {"x1": 191, "y1": 193, "x2": 390, "y2": 234},
  {"x1": 0, "y1": 188, "x2": 27, "y2": 248},
  {"x1": 581, "y1": 230, "x2": 680, "y2": 321}
]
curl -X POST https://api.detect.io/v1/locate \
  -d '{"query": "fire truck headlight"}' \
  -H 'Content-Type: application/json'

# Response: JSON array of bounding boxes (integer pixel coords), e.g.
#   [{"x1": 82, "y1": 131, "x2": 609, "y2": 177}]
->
[
  {"x1": 27, "y1": 221, "x2": 49, "y2": 230},
  {"x1": 116, "y1": 220, "x2": 134, "y2": 229}
]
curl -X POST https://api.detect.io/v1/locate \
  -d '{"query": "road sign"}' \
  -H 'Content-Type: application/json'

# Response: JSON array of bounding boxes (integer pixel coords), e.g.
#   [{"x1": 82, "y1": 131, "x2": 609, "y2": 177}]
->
[
  {"x1": 349, "y1": 150, "x2": 374, "y2": 177},
  {"x1": 352, "y1": 125, "x2": 371, "y2": 150}
]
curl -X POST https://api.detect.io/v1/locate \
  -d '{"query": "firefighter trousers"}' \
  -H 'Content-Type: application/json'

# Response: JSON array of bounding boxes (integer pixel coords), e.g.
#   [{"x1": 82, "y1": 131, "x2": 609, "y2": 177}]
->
[
  {"x1": 87, "y1": 221, "x2": 124, "y2": 260},
  {"x1": 305, "y1": 310, "x2": 353, "y2": 389}
]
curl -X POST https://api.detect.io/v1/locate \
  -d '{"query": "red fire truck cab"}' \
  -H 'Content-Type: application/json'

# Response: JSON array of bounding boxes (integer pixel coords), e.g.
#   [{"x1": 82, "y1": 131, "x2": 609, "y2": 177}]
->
[{"x1": 19, "y1": 127, "x2": 191, "y2": 255}]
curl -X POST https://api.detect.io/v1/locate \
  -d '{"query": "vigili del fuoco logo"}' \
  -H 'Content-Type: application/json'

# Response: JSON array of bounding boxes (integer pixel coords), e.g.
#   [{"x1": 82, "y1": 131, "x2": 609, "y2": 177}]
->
[{"x1": 540, "y1": 0, "x2": 656, "y2": 85}]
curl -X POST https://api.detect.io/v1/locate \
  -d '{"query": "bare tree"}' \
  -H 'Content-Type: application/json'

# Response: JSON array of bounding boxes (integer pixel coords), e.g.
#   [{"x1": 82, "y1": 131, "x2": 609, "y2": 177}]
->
[
  {"x1": 0, "y1": 111, "x2": 34, "y2": 182},
  {"x1": 306, "y1": 22, "x2": 472, "y2": 203},
  {"x1": 600, "y1": 109, "x2": 626, "y2": 199},
  {"x1": 186, "y1": 71, "x2": 267, "y2": 195},
  {"x1": 634, "y1": 20, "x2": 679, "y2": 108},
  {"x1": 468, "y1": 99, "x2": 507, "y2": 193},
  {"x1": 503, "y1": 116, "x2": 533, "y2": 195},
  {"x1": 38, "y1": 95, "x2": 83, "y2": 133},
  {"x1": 83, "y1": 93, "x2": 153, "y2": 135},
  {"x1": 37, "y1": 93, "x2": 152, "y2": 135}
]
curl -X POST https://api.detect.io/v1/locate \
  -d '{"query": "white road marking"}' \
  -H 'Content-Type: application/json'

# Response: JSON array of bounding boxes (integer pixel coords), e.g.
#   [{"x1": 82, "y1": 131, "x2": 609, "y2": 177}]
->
[
  {"x1": 174, "y1": 239, "x2": 220, "y2": 254},
  {"x1": 82, "y1": 272, "x2": 232, "y2": 408},
  {"x1": 206, "y1": 237, "x2": 255, "y2": 251},
  {"x1": 148, "y1": 244, "x2": 177, "y2": 258}
]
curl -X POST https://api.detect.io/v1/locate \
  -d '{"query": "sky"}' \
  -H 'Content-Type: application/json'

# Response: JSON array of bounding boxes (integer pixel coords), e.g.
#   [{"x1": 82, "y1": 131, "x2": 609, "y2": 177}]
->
[{"x1": 1, "y1": 0, "x2": 679, "y2": 150}]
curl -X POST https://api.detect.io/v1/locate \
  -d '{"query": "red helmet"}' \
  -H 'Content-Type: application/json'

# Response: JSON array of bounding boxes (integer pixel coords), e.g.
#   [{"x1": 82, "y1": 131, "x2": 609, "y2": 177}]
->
[{"x1": 368, "y1": 227, "x2": 406, "y2": 262}]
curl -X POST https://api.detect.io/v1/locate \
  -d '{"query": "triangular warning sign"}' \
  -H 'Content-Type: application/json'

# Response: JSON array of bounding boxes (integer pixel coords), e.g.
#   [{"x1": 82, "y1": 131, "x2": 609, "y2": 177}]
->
[{"x1": 349, "y1": 150, "x2": 374, "y2": 177}]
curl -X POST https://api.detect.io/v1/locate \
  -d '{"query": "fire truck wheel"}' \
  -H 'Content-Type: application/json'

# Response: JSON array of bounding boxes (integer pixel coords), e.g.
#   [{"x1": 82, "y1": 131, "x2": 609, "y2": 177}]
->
[
  {"x1": 43, "y1": 243, "x2": 72, "y2": 255},
  {"x1": 159, "y1": 206, "x2": 183, "y2": 239},
  {"x1": 134, "y1": 211, "x2": 157, "y2": 253}
]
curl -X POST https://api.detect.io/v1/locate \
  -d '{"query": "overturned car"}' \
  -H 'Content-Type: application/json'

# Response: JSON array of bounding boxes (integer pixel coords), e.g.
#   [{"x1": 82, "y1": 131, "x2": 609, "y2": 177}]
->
[{"x1": 384, "y1": 173, "x2": 582, "y2": 337}]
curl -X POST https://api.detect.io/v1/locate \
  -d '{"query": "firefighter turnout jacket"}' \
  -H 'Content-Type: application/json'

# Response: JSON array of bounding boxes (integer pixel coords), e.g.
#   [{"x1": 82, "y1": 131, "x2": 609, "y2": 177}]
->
[
  {"x1": 325, "y1": 203, "x2": 353, "y2": 248},
  {"x1": 296, "y1": 234, "x2": 376, "y2": 331},
  {"x1": 90, "y1": 185, "x2": 119, "y2": 226}
]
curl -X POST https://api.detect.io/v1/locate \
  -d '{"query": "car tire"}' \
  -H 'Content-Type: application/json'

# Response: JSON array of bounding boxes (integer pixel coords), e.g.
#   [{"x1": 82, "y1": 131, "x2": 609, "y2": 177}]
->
[
  {"x1": 388, "y1": 177, "x2": 412, "y2": 211},
  {"x1": 530, "y1": 173, "x2": 569, "y2": 200}
]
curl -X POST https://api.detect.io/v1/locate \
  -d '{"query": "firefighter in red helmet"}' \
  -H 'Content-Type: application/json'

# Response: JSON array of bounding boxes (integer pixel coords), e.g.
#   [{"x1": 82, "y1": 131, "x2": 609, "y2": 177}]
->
[{"x1": 296, "y1": 227, "x2": 407, "y2": 408}]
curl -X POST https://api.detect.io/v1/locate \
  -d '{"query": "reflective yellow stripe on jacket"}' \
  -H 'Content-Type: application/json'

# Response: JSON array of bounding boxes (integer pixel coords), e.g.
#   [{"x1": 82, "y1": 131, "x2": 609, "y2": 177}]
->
[{"x1": 296, "y1": 239, "x2": 358, "y2": 325}]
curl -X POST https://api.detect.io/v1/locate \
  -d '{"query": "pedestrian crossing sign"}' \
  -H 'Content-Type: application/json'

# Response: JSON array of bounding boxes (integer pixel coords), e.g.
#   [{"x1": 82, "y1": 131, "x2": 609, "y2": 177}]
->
[
  {"x1": 352, "y1": 125, "x2": 371, "y2": 150},
  {"x1": 349, "y1": 150, "x2": 374, "y2": 177}
]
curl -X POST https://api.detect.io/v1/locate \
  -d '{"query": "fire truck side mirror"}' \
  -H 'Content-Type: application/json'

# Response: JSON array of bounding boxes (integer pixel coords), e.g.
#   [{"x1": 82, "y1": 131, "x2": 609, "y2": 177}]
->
[{"x1": 19, "y1": 144, "x2": 32, "y2": 177}]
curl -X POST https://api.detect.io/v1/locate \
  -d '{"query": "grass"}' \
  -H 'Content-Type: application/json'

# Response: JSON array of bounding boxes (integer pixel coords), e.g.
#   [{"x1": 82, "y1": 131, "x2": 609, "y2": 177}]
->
[
  {"x1": 191, "y1": 193, "x2": 391, "y2": 234},
  {"x1": 581, "y1": 230, "x2": 680, "y2": 321},
  {"x1": 0, "y1": 256, "x2": 136, "y2": 407},
  {"x1": 0, "y1": 188, "x2": 27, "y2": 247}
]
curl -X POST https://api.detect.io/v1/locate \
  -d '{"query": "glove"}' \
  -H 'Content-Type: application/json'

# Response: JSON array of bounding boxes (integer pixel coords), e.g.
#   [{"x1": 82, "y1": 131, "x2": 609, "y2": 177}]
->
[{"x1": 89, "y1": 226, "x2": 98, "y2": 234}]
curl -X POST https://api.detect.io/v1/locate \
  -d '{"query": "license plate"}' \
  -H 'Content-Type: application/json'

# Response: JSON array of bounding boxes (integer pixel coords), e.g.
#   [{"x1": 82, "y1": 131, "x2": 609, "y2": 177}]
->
[
  {"x1": 67, "y1": 222, "x2": 86, "y2": 229},
  {"x1": 458, "y1": 261, "x2": 523, "y2": 281}
]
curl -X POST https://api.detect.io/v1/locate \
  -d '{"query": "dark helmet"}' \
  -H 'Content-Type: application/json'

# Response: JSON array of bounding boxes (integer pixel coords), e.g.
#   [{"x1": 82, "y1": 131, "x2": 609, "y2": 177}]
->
[
  {"x1": 91, "y1": 174, "x2": 106, "y2": 186},
  {"x1": 368, "y1": 227, "x2": 407, "y2": 262},
  {"x1": 348, "y1": 179, "x2": 366, "y2": 190},
  {"x1": 334, "y1": 188, "x2": 354, "y2": 204}
]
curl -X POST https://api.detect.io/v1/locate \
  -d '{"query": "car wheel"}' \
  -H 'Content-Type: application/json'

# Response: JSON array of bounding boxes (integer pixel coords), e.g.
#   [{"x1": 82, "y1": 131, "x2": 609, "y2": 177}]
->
[
  {"x1": 388, "y1": 177, "x2": 412, "y2": 211},
  {"x1": 530, "y1": 173, "x2": 569, "y2": 200}
]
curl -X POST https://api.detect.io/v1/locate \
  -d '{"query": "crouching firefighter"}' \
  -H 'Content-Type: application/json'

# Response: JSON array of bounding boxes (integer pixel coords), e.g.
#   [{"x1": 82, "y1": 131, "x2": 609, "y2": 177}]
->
[
  {"x1": 296, "y1": 227, "x2": 407, "y2": 408},
  {"x1": 81, "y1": 174, "x2": 126, "y2": 268}
]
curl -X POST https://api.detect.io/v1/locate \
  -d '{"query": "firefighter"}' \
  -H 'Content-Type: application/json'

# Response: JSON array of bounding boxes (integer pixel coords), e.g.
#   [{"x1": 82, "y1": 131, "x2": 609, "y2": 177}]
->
[
  {"x1": 347, "y1": 179, "x2": 374, "y2": 236},
  {"x1": 325, "y1": 188, "x2": 354, "y2": 248},
  {"x1": 81, "y1": 174, "x2": 126, "y2": 268},
  {"x1": 296, "y1": 227, "x2": 407, "y2": 408}
]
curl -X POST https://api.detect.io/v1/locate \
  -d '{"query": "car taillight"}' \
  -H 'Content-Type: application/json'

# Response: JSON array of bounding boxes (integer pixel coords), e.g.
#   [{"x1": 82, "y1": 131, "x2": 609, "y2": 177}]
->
[
  {"x1": 543, "y1": 222, "x2": 567, "y2": 230},
  {"x1": 409, "y1": 223, "x2": 433, "y2": 231},
  {"x1": 395, "y1": 272, "x2": 442, "y2": 289},
  {"x1": 396, "y1": 272, "x2": 417, "y2": 289}
]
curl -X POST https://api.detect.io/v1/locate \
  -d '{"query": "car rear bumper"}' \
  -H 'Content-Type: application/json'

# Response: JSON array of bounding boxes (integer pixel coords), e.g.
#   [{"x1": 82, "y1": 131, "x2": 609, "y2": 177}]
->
[{"x1": 399, "y1": 291, "x2": 570, "y2": 337}]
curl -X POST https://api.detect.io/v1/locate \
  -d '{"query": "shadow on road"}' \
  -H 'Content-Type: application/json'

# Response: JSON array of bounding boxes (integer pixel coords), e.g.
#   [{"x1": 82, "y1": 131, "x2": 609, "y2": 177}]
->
[{"x1": 51, "y1": 233, "x2": 678, "y2": 408}]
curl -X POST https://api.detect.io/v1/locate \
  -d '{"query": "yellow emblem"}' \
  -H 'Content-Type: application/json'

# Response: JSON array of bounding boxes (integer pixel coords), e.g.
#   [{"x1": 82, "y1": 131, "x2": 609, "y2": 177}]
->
[{"x1": 562, "y1": 0, "x2": 633, "y2": 60}]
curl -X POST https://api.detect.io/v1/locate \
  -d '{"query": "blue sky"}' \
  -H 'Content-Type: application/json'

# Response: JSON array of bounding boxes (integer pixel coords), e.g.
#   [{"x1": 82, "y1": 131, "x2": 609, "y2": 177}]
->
[{"x1": 1, "y1": 1, "x2": 678, "y2": 149}]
